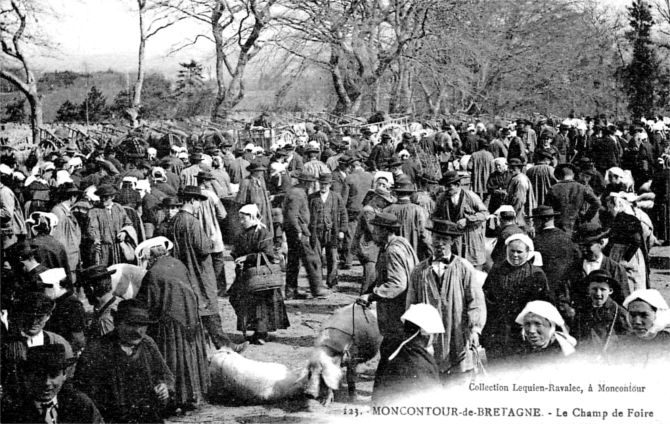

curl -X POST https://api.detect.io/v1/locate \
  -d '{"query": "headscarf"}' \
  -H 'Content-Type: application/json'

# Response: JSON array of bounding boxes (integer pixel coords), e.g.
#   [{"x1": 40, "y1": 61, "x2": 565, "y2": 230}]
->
[
  {"x1": 135, "y1": 236, "x2": 174, "y2": 269},
  {"x1": 239, "y1": 204, "x2": 266, "y2": 231},
  {"x1": 515, "y1": 301, "x2": 576, "y2": 356},
  {"x1": 605, "y1": 167, "x2": 634, "y2": 191},
  {"x1": 623, "y1": 289, "x2": 670, "y2": 340},
  {"x1": 505, "y1": 233, "x2": 542, "y2": 266},
  {"x1": 389, "y1": 303, "x2": 445, "y2": 360}
]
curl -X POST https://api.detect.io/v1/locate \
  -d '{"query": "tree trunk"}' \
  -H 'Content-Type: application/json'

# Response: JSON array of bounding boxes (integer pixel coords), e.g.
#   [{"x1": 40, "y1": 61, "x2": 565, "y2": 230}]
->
[
  {"x1": 389, "y1": 62, "x2": 413, "y2": 115},
  {"x1": 130, "y1": 1, "x2": 146, "y2": 128},
  {"x1": 27, "y1": 90, "x2": 43, "y2": 144}
]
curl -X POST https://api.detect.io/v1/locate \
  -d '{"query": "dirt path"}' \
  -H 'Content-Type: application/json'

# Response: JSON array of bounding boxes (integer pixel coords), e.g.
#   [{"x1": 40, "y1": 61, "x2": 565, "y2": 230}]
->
[{"x1": 168, "y1": 246, "x2": 670, "y2": 424}]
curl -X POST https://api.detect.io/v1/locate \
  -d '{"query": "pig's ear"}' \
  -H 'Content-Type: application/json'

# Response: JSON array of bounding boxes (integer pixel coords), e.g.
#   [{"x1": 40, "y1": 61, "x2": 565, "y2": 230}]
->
[{"x1": 320, "y1": 356, "x2": 343, "y2": 390}]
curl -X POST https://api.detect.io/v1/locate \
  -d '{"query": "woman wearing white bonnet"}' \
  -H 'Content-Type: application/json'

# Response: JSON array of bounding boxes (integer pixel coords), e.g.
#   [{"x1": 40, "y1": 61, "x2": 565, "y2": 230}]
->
[
  {"x1": 515, "y1": 300, "x2": 577, "y2": 360},
  {"x1": 482, "y1": 233, "x2": 554, "y2": 360},
  {"x1": 372, "y1": 303, "x2": 444, "y2": 405},
  {"x1": 622, "y1": 289, "x2": 670, "y2": 344},
  {"x1": 228, "y1": 203, "x2": 289, "y2": 345}
]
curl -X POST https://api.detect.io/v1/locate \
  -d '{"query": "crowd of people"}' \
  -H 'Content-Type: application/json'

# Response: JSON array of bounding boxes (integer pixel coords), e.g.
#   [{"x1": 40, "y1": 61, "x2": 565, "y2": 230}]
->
[{"x1": 1, "y1": 113, "x2": 669, "y2": 420}]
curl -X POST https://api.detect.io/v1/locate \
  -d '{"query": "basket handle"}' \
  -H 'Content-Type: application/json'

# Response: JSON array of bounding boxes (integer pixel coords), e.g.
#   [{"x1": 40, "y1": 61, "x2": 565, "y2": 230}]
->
[{"x1": 257, "y1": 252, "x2": 275, "y2": 275}]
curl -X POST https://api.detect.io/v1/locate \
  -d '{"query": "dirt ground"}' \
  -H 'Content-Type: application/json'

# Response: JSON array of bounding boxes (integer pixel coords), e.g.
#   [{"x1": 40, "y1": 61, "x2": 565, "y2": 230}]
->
[{"x1": 165, "y1": 244, "x2": 670, "y2": 424}]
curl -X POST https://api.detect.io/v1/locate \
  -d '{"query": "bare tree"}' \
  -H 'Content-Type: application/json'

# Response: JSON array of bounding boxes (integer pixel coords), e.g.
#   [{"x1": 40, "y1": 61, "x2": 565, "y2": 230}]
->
[
  {"x1": 276, "y1": 0, "x2": 435, "y2": 115},
  {"x1": 0, "y1": 0, "x2": 52, "y2": 142},
  {"x1": 126, "y1": 0, "x2": 185, "y2": 127},
  {"x1": 162, "y1": 0, "x2": 278, "y2": 121}
]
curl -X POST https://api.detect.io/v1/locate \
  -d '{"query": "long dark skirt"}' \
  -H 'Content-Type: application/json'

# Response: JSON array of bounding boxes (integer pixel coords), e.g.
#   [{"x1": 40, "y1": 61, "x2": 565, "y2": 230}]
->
[
  {"x1": 148, "y1": 318, "x2": 210, "y2": 405},
  {"x1": 229, "y1": 275, "x2": 290, "y2": 333}
]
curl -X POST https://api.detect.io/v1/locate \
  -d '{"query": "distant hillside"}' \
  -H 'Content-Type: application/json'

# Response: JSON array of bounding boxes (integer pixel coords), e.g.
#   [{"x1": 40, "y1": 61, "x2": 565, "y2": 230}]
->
[{"x1": 1, "y1": 65, "x2": 338, "y2": 124}]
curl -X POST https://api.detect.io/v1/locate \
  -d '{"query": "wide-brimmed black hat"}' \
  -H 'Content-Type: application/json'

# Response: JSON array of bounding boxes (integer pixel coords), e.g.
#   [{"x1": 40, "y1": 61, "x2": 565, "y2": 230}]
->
[
  {"x1": 572, "y1": 223, "x2": 611, "y2": 244},
  {"x1": 113, "y1": 299, "x2": 156, "y2": 325},
  {"x1": 283, "y1": 144, "x2": 295, "y2": 151},
  {"x1": 19, "y1": 344, "x2": 76, "y2": 374},
  {"x1": 402, "y1": 132, "x2": 413, "y2": 141},
  {"x1": 95, "y1": 185, "x2": 118, "y2": 198},
  {"x1": 274, "y1": 149, "x2": 288, "y2": 157},
  {"x1": 555, "y1": 163, "x2": 579, "y2": 176},
  {"x1": 78, "y1": 264, "x2": 117, "y2": 284},
  {"x1": 361, "y1": 127, "x2": 372, "y2": 135},
  {"x1": 196, "y1": 171, "x2": 215, "y2": 180},
  {"x1": 181, "y1": 185, "x2": 208, "y2": 201},
  {"x1": 393, "y1": 179, "x2": 416, "y2": 193},
  {"x1": 584, "y1": 269, "x2": 622, "y2": 296},
  {"x1": 189, "y1": 152, "x2": 203, "y2": 162},
  {"x1": 534, "y1": 150, "x2": 554, "y2": 162},
  {"x1": 292, "y1": 171, "x2": 317, "y2": 182},
  {"x1": 559, "y1": 123, "x2": 571, "y2": 130},
  {"x1": 527, "y1": 205, "x2": 561, "y2": 219},
  {"x1": 388, "y1": 159, "x2": 403, "y2": 168},
  {"x1": 16, "y1": 292, "x2": 55, "y2": 316},
  {"x1": 426, "y1": 219, "x2": 464, "y2": 237},
  {"x1": 508, "y1": 158, "x2": 526, "y2": 167},
  {"x1": 13, "y1": 241, "x2": 39, "y2": 260},
  {"x1": 356, "y1": 151, "x2": 370, "y2": 161},
  {"x1": 247, "y1": 162, "x2": 267, "y2": 172},
  {"x1": 380, "y1": 133, "x2": 392, "y2": 142},
  {"x1": 338, "y1": 155, "x2": 353, "y2": 165},
  {"x1": 161, "y1": 196, "x2": 183, "y2": 208},
  {"x1": 319, "y1": 173, "x2": 333, "y2": 184},
  {"x1": 439, "y1": 171, "x2": 464, "y2": 186},
  {"x1": 55, "y1": 183, "x2": 82, "y2": 198},
  {"x1": 305, "y1": 146, "x2": 320, "y2": 154},
  {"x1": 417, "y1": 173, "x2": 439, "y2": 185},
  {"x1": 370, "y1": 212, "x2": 401, "y2": 229}
]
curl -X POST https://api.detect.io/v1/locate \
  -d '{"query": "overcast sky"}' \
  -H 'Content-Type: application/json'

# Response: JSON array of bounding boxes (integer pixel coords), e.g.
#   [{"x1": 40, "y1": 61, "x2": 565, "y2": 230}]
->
[{"x1": 34, "y1": 0, "x2": 632, "y2": 76}]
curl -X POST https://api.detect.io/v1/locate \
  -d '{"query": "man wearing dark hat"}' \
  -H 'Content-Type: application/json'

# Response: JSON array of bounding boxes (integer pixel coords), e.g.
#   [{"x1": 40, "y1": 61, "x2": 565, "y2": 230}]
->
[
  {"x1": 529, "y1": 206, "x2": 580, "y2": 305},
  {"x1": 308, "y1": 173, "x2": 347, "y2": 289},
  {"x1": 50, "y1": 184, "x2": 82, "y2": 276},
  {"x1": 180, "y1": 152, "x2": 209, "y2": 187},
  {"x1": 75, "y1": 299, "x2": 175, "y2": 424},
  {"x1": 526, "y1": 150, "x2": 557, "y2": 207},
  {"x1": 577, "y1": 157, "x2": 606, "y2": 196},
  {"x1": 154, "y1": 196, "x2": 182, "y2": 237},
  {"x1": 355, "y1": 127, "x2": 373, "y2": 155},
  {"x1": 325, "y1": 140, "x2": 345, "y2": 171},
  {"x1": 340, "y1": 156, "x2": 374, "y2": 269},
  {"x1": 383, "y1": 179, "x2": 432, "y2": 261},
  {"x1": 505, "y1": 158, "x2": 536, "y2": 231},
  {"x1": 159, "y1": 157, "x2": 182, "y2": 191},
  {"x1": 488, "y1": 128, "x2": 509, "y2": 159},
  {"x1": 406, "y1": 220, "x2": 486, "y2": 378},
  {"x1": 283, "y1": 172, "x2": 327, "y2": 298},
  {"x1": 302, "y1": 145, "x2": 330, "y2": 184},
  {"x1": 226, "y1": 146, "x2": 250, "y2": 185},
  {"x1": 1, "y1": 293, "x2": 73, "y2": 396},
  {"x1": 359, "y1": 212, "x2": 418, "y2": 362},
  {"x1": 572, "y1": 270, "x2": 632, "y2": 354},
  {"x1": 546, "y1": 162, "x2": 601, "y2": 235},
  {"x1": 554, "y1": 123, "x2": 571, "y2": 163},
  {"x1": 518, "y1": 119, "x2": 537, "y2": 157},
  {"x1": 78, "y1": 265, "x2": 120, "y2": 339},
  {"x1": 467, "y1": 138, "x2": 494, "y2": 201},
  {"x1": 86, "y1": 184, "x2": 133, "y2": 267},
  {"x1": 566, "y1": 223, "x2": 629, "y2": 307},
  {"x1": 196, "y1": 171, "x2": 229, "y2": 296},
  {"x1": 411, "y1": 174, "x2": 437, "y2": 216},
  {"x1": 369, "y1": 133, "x2": 395, "y2": 171},
  {"x1": 434, "y1": 171, "x2": 489, "y2": 269},
  {"x1": 283, "y1": 143, "x2": 304, "y2": 173},
  {"x1": 331, "y1": 154, "x2": 352, "y2": 201},
  {"x1": 2, "y1": 344, "x2": 103, "y2": 424},
  {"x1": 590, "y1": 125, "x2": 620, "y2": 174},
  {"x1": 351, "y1": 187, "x2": 395, "y2": 293},
  {"x1": 168, "y1": 186, "x2": 248, "y2": 353},
  {"x1": 6, "y1": 241, "x2": 49, "y2": 292},
  {"x1": 534, "y1": 132, "x2": 560, "y2": 166},
  {"x1": 236, "y1": 161, "x2": 274, "y2": 238}
]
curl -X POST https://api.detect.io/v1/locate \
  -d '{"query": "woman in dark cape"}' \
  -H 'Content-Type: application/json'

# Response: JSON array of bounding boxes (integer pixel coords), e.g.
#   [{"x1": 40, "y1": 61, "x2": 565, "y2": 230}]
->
[
  {"x1": 229, "y1": 204, "x2": 290, "y2": 345},
  {"x1": 135, "y1": 237, "x2": 210, "y2": 408}
]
